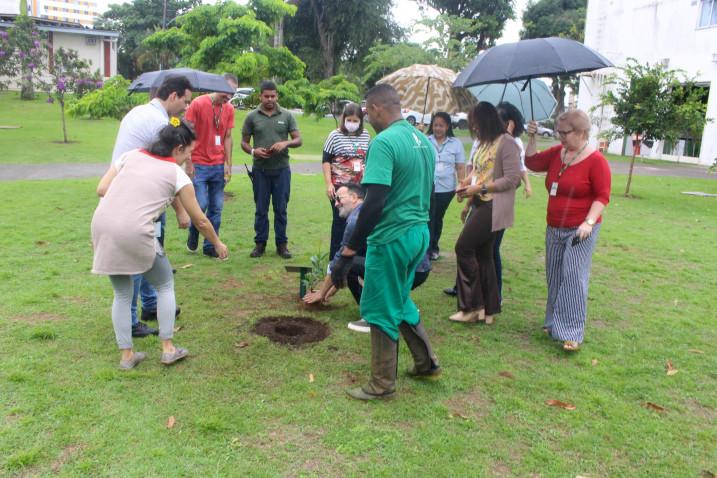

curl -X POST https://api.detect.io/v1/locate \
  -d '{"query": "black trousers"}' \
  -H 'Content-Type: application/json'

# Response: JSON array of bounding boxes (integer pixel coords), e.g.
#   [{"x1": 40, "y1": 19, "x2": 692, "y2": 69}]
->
[
  {"x1": 329, "y1": 199, "x2": 347, "y2": 259},
  {"x1": 428, "y1": 191, "x2": 455, "y2": 253},
  {"x1": 455, "y1": 200, "x2": 500, "y2": 315}
]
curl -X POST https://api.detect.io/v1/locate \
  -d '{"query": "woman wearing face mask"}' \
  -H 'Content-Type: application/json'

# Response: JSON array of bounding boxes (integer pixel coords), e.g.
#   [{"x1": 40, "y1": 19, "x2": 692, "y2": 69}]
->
[
  {"x1": 427, "y1": 112, "x2": 466, "y2": 261},
  {"x1": 321, "y1": 102, "x2": 371, "y2": 258},
  {"x1": 92, "y1": 119, "x2": 229, "y2": 370}
]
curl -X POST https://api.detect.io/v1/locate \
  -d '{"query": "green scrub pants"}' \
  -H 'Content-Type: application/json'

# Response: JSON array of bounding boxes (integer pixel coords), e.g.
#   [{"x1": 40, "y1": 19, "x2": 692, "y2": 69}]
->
[{"x1": 360, "y1": 224, "x2": 429, "y2": 341}]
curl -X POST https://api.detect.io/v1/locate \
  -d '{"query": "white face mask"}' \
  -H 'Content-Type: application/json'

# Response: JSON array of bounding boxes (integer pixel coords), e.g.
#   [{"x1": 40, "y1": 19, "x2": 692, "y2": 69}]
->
[{"x1": 345, "y1": 120, "x2": 360, "y2": 133}]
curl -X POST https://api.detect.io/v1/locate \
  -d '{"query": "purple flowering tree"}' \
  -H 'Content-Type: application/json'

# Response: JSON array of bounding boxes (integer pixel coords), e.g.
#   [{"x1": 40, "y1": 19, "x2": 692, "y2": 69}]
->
[
  {"x1": 48, "y1": 47, "x2": 99, "y2": 142},
  {"x1": 7, "y1": 14, "x2": 48, "y2": 99},
  {"x1": 0, "y1": 29, "x2": 15, "y2": 90}
]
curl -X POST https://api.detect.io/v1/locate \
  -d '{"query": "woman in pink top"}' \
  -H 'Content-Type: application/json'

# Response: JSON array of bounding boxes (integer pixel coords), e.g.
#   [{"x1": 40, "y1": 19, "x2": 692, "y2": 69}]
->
[
  {"x1": 524, "y1": 109, "x2": 611, "y2": 351},
  {"x1": 92, "y1": 120, "x2": 229, "y2": 369}
]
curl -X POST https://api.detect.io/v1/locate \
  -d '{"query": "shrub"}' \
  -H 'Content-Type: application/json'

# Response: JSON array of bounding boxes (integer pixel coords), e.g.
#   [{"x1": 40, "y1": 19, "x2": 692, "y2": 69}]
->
[{"x1": 67, "y1": 75, "x2": 146, "y2": 120}]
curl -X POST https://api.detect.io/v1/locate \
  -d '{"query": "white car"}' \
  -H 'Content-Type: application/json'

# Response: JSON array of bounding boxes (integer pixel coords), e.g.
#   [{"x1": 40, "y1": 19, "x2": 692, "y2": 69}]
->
[
  {"x1": 230, "y1": 87, "x2": 255, "y2": 109},
  {"x1": 401, "y1": 109, "x2": 430, "y2": 126},
  {"x1": 525, "y1": 123, "x2": 556, "y2": 137}
]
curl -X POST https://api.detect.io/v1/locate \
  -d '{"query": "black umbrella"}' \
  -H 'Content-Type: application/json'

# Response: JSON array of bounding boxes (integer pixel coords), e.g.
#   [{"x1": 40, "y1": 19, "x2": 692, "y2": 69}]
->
[
  {"x1": 453, "y1": 37, "x2": 613, "y2": 120},
  {"x1": 128, "y1": 68, "x2": 235, "y2": 94}
]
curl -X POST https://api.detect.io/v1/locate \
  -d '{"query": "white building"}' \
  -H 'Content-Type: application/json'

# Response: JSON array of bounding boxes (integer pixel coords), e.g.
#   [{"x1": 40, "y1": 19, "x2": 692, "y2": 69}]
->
[
  {"x1": 0, "y1": 14, "x2": 119, "y2": 78},
  {"x1": 577, "y1": 0, "x2": 717, "y2": 166}
]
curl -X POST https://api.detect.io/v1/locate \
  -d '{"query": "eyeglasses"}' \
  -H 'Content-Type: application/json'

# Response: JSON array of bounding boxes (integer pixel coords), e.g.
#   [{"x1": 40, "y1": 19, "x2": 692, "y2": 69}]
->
[
  {"x1": 335, "y1": 195, "x2": 349, "y2": 202},
  {"x1": 557, "y1": 129, "x2": 574, "y2": 137}
]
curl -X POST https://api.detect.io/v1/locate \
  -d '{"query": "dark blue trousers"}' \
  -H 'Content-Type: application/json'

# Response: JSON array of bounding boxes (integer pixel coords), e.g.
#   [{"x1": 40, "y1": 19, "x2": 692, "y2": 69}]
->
[{"x1": 252, "y1": 167, "x2": 291, "y2": 245}]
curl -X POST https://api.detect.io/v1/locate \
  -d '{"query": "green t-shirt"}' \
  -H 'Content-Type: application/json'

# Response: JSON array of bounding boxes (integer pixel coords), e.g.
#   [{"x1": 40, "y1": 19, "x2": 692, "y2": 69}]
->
[
  {"x1": 242, "y1": 106, "x2": 299, "y2": 170},
  {"x1": 362, "y1": 120, "x2": 435, "y2": 245}
]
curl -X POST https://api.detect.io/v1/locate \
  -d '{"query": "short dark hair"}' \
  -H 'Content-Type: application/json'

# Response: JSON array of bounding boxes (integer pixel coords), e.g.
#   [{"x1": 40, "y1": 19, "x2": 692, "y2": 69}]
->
[
  {"x1": 337, "y1": 182, "x2": 365, "y2": 199},
  {"x1": 223, "y1": 73, "x2": 238, "y2": 85},
  {"x1": 260, "y1": 80, "x2": 277, "y2": 93},
  {"x1": 365, "y1": 84, "x2": 401, "y2": 110},
  {"x1": 496, "y1": 102, "x2": 525, "y2": 138},
  {"x1": 469, "y1": 101, "x2": 505, "y2": 143},
  {"x1": 148, "y1": 119, "x2": 196, "y2": 157},
  {"x1": 155, "y1": 75, "x2": 192, "y2": 101},
  {"x1": 339, "y1": 102, "x2": 364, "y2": 136},
  {"x1": 427, "y1": 112, "x2": 455, "y2": 137}
]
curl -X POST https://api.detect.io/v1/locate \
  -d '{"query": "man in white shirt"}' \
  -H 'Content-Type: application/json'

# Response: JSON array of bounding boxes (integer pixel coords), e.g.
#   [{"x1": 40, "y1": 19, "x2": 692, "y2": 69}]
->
[{"x1": 111, "y1": 75, "x2": 193, "y2": 337}]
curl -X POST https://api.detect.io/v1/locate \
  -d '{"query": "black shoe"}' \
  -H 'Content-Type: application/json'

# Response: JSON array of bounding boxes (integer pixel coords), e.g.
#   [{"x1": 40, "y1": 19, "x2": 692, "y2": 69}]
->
[
  {"x1": 276, "y1": 243, "x2": 292, "y2": 259},
  {"x1": 186, "y1": 234, "x2": 198, "y2": 253},
  {"x1": 203, "y1": 249, "x2": 218, "y2": 258},
  {"x1": 443, "y1": 286, "x2": 457, "y2": 297},
  {"x1": 141, "y1": 307, "x2": 181, "y2": 322},
  {"x1": 250, "y1": 242, "x2": 266, "y2": 258},
  {"x1": 132, "y1": 321, "x2": 158, "y2": 337}
]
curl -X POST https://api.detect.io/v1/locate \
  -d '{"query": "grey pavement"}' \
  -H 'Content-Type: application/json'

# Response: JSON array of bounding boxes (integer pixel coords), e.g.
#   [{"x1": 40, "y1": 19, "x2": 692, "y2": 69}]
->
[{"x1": 0, "y1": 158, "x2": 714, "y2": 181}]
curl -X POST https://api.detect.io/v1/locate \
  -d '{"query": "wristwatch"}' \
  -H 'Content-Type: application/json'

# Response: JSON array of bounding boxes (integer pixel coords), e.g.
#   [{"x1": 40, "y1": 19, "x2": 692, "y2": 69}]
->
[
  {"x1": 480, "y1": 184, "x2": 488, "y2": 195},
  {"x1": 585, "y1": 218, "x2": 596, "y2": 226}
]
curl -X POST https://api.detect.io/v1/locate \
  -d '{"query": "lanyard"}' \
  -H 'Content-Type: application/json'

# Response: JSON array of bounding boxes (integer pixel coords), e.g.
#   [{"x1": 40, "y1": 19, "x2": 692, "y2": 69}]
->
[
  {"x1": 433, "y1": 137, "x2": 448, "y2": 156},
  {"x1": 212, "y1": 103, "x2": 223, "y2": 132},
  {"x1": 558, "y1": 142, "x2": 588, "y2": 177}
]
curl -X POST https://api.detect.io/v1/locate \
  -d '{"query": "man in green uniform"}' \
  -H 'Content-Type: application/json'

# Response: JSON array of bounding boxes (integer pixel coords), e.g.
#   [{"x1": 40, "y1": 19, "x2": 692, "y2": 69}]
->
[{"x1": 331, "y1": 84, "x2": 441, "y2": 400}]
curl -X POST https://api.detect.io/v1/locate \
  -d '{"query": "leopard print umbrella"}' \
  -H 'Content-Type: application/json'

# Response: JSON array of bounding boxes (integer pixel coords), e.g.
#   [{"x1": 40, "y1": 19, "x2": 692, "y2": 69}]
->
[{"x1": 377, "y1": 64, "x2": 476, "y2": 116}]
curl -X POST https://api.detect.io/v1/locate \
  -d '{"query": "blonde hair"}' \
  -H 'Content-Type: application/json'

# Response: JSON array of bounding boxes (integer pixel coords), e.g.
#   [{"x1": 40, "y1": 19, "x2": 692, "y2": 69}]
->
[{"x1": 557, "y1": 109, "x2": 591, "y2": 139}]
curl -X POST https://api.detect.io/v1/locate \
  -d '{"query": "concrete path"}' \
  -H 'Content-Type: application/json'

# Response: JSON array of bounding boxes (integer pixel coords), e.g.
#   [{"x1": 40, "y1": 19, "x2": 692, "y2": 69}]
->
[{"x1": 0, "y1": 159, "x2": 714, "y2": 181}]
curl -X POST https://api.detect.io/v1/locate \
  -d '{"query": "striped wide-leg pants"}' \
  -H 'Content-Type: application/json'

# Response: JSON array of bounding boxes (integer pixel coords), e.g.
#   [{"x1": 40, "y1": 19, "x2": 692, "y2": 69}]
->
[{"x1": 544, "y1": 224, "x2": 601, "y2": 343}]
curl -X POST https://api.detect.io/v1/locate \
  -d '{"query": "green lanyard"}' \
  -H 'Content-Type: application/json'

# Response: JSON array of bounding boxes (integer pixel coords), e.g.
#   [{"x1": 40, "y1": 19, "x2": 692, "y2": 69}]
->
[{"x1": 558, "y1": 142, "x2": 588, "y2": 177}]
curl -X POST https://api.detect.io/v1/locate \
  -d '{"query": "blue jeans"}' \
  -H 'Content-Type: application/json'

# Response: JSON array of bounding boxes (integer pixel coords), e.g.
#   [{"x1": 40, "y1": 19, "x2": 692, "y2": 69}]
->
[
  {"x1": 252, "y1": 167, "x2": 290, "y2": 245},
  {"x1": 130, "y1": 213, "x2": 165, "y2": 324},
  {"x1": 188, "y1": 164, "x2": 225, "y2": 254}
]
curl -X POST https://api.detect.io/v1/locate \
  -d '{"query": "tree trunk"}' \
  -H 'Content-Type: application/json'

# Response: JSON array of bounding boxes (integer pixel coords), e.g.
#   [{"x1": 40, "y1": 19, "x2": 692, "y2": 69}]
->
[
  {"x1": 273, "y1": 17, "x2": 284, "y2": 48},
  {"x1": 60, "y1": 99, "x2": 68, "y2": 143},
  {"x1": 624, "y1": 150, "x2": 636, "y2": 196},
  {"x1": 551, "y1": 78, "x2": 566, "y2": 121},
  {"x1": 309, "y1": 0, "x2": 335, "y2": 78},
  {"x1": 20, "y1": 68, "x2": 34, "y2": 100}
]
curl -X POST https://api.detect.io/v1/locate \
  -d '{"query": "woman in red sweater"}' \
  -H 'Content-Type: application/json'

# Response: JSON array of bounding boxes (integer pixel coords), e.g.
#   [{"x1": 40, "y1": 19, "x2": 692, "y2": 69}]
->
[{"x1": 524, "y1": 110, "x2": 611, "y2": 351}]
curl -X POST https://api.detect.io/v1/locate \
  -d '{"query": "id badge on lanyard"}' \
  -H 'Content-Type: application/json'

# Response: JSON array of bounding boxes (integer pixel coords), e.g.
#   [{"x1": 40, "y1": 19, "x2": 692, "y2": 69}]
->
[{"x1": 550, "y1": 181, "x2": 558, "y2": 196}]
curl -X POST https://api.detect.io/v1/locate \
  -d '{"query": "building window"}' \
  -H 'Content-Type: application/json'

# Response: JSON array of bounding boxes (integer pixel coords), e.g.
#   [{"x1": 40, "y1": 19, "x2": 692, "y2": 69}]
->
[{"x1": 698, "y1": 0, "x2": 717, "y2": 27}]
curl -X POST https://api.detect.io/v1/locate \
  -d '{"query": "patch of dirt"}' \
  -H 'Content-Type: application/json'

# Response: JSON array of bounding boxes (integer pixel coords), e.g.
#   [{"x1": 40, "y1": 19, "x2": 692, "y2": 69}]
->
[
  {"x1": 50, "y1": 444, "x2": 85, "y2": 473},
  {"x1": 223, "y1": 191, "x2": 235, "y2": 202},
  {"x1": 10, "y1": 312, "x2": 66, "y2": 324},
  {"x1": 443, "y1": 386, "x2": 492, "y2": 420},
  {"x1": 685, "y1": 399, "x2": 717, "y2": 422},
  {"x1": 253, "y1": 316, "x2": 330, "y2": 346},
  {"x1": 491, "y1": 461, "x2": 512, "y2": 477},
  {"x1": 51, "y1": 140, "x2": 79, "y2": 144}
]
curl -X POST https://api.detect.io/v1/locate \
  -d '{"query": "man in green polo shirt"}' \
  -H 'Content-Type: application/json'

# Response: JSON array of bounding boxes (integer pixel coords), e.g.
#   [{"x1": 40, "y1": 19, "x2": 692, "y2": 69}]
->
[
  {"x1": 331, "y1": 84, "x2": 441, "y2": 400},
  {"x1": 241, "y1": 80, "x2": 302, "y2": 259}
]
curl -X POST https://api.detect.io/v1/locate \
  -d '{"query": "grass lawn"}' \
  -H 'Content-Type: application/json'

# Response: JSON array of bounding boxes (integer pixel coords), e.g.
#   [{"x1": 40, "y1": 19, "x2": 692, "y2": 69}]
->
[{"x1": 1, "y1": 91, "x2": 717, "y2": 477}]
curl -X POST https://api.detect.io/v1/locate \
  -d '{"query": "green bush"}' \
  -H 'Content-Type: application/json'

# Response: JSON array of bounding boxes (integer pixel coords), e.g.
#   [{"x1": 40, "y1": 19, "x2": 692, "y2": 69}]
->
[{"x1": 67, "y1": 75, "x2": 146, "y2": 120}]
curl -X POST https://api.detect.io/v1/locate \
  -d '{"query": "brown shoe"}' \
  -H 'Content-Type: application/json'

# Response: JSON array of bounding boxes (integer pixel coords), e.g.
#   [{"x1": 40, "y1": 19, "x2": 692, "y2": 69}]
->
[
  {"x1": 276, "y1": 243, "x2": 292, "y2": 259},
  {"x1": 448, "y1": 309, "x2": 484, "y2": 323},
  {"x1": 250, "y1": 242, "x2": 266, "y2": 258}
]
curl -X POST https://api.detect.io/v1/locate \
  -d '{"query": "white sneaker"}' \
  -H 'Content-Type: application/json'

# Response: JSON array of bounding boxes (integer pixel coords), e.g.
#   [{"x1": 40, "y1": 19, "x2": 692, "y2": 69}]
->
[{"x1": 348, "y1": 319, "x2": 370, "y2": 333}]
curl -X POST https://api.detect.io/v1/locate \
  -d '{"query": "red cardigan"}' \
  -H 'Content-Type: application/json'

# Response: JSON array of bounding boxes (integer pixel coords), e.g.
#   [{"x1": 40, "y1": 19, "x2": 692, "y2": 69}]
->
[{"x1": 525, "y1": 145, "x2": 611, "y2": 228}]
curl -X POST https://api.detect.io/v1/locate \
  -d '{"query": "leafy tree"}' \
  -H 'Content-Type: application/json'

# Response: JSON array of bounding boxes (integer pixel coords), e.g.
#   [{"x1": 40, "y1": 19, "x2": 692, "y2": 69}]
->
[
  {"x1": 275, "y1": 75, "x2": 360, "y2": 124},
  {"x1": 0, "y1": 30, "x2": 15, "y2": 90},
  {"x1": 143, "y1": 1, "x2": 303, "y2": 84},
  {"x1": 417, "y1": 0, "x2": 514, "y2": 53},
  {"x1": 597, "y1": 59, "x2": 710, "y2": 196},
  {"x1": 8, "y1": 14, "x2": 48, "y2": 99},
  {"x1": 284, "y1": 0, "x2": 401, "y2": 80},
  {"x1": 46, "y1": 48, "x2": 100, "y2": 143},
  {"x1": 520, "y1": 0, "x2": 587, "y2": 118},
  {"x1": 419, "y1": 14, "x2": 478, "y2": 71},
  {"x1": 68, "y1": 75, "x2": 146, "y2": 120},
  {"x1": 250, "y1": 0, "x2": 298, "y2": 47},
  {"x1": 95, "y1": 0, "x2": 199, "y2": 78},
  {"x1": 362, "y1": 42, "x2": 440, "y2": 87},
  {"x1": 140, "y1": 28, "x2": 190, "y2": 71}
]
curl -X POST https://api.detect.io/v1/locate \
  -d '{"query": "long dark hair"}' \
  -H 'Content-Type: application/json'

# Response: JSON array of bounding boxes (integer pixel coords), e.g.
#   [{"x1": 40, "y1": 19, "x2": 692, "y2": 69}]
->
[
  {"x1": 427, "y1": 112, "x2": 454, "y2": 137},
  {"x1": 496, "y1": 102, "x2": 525, "y2": 138},
  {"x1": 469, "y1": 101, "x2": 505, "y2": 143},
  {"x1": 149, "y1": 119, "x2": 196, "y2": 157},
  {"x1": 340, "y1": 102, "x2": 364, "y2": 136}
]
